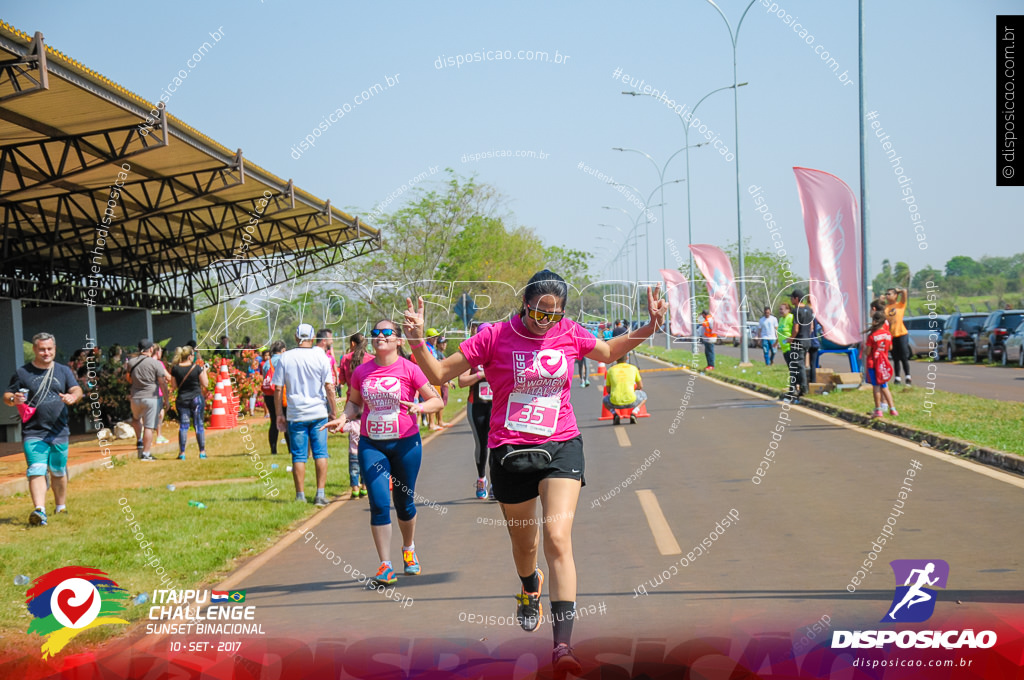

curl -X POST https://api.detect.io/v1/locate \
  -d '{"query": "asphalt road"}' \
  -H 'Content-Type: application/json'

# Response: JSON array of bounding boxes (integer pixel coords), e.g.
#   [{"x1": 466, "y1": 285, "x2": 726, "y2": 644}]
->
[
  {"x1": 667, "y1": 335, "x2": 1024, "y2": 402},
  {"x1": 166, "y1": 355, "x2": 1024, "y2": 667}
]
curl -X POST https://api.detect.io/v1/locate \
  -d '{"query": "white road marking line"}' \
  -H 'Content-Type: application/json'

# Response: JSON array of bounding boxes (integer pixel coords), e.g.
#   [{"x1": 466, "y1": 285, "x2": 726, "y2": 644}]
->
[
  {"x1": 615, "y1": 428, "x2": 631, "y2": 447},
  {"x1": 635, "y1": 489, "x2": 682, "y2": 555}
]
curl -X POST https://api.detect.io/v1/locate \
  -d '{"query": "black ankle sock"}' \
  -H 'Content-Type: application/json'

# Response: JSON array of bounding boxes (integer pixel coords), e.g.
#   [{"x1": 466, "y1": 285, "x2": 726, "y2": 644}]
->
[
  {"x1": 519, "y1": 570, "x2": 540, "y2": 593},
  {"x1": 551, "y1": 601, "x2": 576, "y2": 647}
]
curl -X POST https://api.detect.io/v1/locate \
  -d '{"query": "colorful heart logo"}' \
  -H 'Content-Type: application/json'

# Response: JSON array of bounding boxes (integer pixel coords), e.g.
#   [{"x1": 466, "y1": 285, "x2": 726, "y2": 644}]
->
[
  {"x1": 56, "y1": 588, "x2": 94, "y2": 626},
  {"x1": 50, "y1": 578, "x2": 101, "y2": 629},
  {"x1": 536, "y1": 350, "x2": 567, "y2": 379}
]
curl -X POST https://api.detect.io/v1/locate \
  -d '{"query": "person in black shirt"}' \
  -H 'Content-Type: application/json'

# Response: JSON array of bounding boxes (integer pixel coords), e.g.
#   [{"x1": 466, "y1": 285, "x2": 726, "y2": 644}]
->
[
  {"x1": 170, "y1": 346, "x2": 210, "y2": 460},
  {"x1": 786, "y1": 290, "x2": 816, "y2": 400},
  {"x1": 4, "y1": 332, "x2": 83, "y2": 526}
]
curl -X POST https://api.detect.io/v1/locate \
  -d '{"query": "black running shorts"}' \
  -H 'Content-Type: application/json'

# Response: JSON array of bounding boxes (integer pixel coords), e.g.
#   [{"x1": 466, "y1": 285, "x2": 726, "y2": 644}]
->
[{"x1": 488, "y1": 435, "x2": 585, "y2": 505}]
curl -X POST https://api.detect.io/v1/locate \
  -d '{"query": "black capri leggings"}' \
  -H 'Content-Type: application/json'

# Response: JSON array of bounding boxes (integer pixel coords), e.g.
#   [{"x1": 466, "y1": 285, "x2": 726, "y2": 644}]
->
[
  {"x1": 891, "y1": 334, "x2": 911, "y2": 380},
  {"x1": 468, "y1": 399, "x2": 492, "y2": 479},
  {"x1": 265, "y1": 397, "x2": 289, "y2": 455}
]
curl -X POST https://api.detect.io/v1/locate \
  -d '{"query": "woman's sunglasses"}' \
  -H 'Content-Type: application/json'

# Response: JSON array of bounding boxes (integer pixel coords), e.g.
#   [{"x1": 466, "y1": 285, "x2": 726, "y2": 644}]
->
[
  {"x1": 370, "y1": 328, "x2": 397, "y2": 338},
  {"x1": 525, "y1": 305, "x2": 565, "y2": 323}
]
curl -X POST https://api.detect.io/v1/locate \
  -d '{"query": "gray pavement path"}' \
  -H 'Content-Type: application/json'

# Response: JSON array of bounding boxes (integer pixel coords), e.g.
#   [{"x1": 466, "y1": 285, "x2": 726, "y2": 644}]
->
[{"x1": 202, "y1": 355, "x2": 1024, "y2": 650}]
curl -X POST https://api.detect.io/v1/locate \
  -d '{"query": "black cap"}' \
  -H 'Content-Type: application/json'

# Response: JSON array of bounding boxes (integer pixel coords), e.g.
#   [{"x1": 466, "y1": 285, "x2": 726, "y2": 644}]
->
[
  {"x1": 790, "y1": 289, "x2": 804, "y2": 299},
  {"x1": 138, "y1": 338, "x2": 154, "y2": 351}
]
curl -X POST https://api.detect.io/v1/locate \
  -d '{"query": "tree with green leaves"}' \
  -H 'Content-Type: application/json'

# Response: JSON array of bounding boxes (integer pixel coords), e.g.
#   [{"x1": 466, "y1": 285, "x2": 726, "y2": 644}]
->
[{"x1": 334, "y1": 170, "x2": 504, "y2": 326}]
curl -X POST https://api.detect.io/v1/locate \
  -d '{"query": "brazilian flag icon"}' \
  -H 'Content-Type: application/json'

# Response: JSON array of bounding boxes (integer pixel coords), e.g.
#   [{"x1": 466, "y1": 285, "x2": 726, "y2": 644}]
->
[{"x1": 228, "y1": 590, "x2": 246, "y2": 602}]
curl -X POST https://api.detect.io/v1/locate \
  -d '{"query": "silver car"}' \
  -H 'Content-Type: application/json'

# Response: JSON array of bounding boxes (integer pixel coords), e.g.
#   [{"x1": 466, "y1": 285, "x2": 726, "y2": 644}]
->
[
  {"x1": 904, "y1": 315, "x2": 949, "y2": 358},
  {"x1": 1002, "y1": 319, "x2": 1024, "y2": 367}
]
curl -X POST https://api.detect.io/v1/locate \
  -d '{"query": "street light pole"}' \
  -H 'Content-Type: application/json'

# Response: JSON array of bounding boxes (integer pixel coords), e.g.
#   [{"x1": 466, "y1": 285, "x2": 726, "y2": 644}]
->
[
  {"x1": 706, "y1": 0, "x2": 757, "y2": 365},
  {"x1": 622, "y1": 83, "x2": 746, "y2": 346},
  {"x1": 602, "y1": 205, "x2": 655, "y2": 326}
]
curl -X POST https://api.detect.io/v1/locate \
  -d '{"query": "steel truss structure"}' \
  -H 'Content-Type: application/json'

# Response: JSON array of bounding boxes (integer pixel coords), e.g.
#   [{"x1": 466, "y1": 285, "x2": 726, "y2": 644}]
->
[{"x1": 0, "y1": 24, "x2": 381, "y2": 313}]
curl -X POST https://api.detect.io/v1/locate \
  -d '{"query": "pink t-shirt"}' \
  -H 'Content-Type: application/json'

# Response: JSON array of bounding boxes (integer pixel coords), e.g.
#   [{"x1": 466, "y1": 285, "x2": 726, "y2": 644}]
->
[
  {"x1": 350, "y1": 357, "x2": 429, "y2": 440},
  {"x1": 459, "y1": 315, "x2": 598, "y2": 447},
  {"x1": 338, "y1": 351, "x2": 374, "y2": 394}
]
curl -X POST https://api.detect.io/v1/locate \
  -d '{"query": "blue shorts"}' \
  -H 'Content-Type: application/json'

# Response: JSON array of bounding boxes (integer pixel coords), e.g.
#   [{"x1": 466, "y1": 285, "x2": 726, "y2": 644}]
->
[
  {"x1": 25, "y1": 439, "x2": 68, "y2": 477},
  {"x1": 287, "y1": 418, "x2": 329, "y2": 463},
  {"x1": 866, "y1": 369, "x2": 887, "y2": 388}
]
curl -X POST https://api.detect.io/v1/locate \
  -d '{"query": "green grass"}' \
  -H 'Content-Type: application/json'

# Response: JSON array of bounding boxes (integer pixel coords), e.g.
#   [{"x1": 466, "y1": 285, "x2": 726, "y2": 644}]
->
[
  {"x1": 1, "y1": 395, "x2": 470, "y2": 652},
  {"x1": 637, "y1": 345, "x2": 1024, "y2": 457},
  {"x1": 417, "y1": 385, "x2": 469, "y2": 436},
  {"x1": 904, "y1": 293, "x2": 1023, "y2": 316},
  {"x1": 1, "y1": 419, "x2": 339, "y2": 649}
]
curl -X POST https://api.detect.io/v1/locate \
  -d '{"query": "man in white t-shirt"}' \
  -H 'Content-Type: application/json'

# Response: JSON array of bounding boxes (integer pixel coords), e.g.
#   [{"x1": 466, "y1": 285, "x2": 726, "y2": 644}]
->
[
  {"x1": 756, "y1": 307, "x2": 779, "y2": 366},
  {"x1": 273, "y1": 323, "x2": 336, "y2": 505}
]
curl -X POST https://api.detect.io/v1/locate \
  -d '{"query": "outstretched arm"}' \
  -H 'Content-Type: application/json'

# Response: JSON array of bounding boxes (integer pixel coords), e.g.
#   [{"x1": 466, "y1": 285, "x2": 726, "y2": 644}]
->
[
  {"x1": 403, "y1": 297, "x2": 472, "y2": 383},
  {"x1": 586, "y1": 286, "x2": 667, "y2": 363}
]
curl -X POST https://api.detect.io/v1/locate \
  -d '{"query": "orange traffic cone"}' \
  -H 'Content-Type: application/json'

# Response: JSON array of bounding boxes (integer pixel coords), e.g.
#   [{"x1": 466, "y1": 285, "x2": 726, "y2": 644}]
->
[
  {"x1": 597, "y1": 362, "x2": 606, "y2": 377},
  {"x1": 598, "y1": 384, "x2": 615, "y2": 421},
  {"x1": 209, "y1": 361, "x2": 230, "y2": 429}
]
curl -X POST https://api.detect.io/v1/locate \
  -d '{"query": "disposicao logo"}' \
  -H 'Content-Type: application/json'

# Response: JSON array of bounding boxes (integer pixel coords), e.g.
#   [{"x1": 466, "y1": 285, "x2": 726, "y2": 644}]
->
[
  {"x1": 25, "y1": 566, "x2": 129, "y2": 658},
  {"x1": 884, "y1": 559, "x2": 948, "y2": 623},
  {"x1": 832, "y1": 559, "x2": 997, "y2": 650}
]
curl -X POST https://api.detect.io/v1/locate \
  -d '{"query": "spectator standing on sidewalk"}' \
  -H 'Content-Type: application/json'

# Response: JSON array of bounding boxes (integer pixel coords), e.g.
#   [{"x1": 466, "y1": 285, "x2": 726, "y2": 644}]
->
[
  {"x1": 699, "y1": 310, "x2": 716, "y2": 370},
  {"x1": 261, "y1": 340, "x2": 290, "y2": 456},
  {"x1": 273, "y1": 324, "x2": 336, "y2": 505},
  {"x1": 757, "y1": 307, "x2": 778, "y2": 365},
  {"x1": 170, "y1": 346, "x2": 209, "y2": 460},
  {"x1": 315, "y1": 328, "x2": 338, "y2": 384},
  {"x1": 865, "y1": 310, "x2": 898, "y2": 418},
  {"x1": 126, "y1": 339, "x2": 171, "y2": 461},
  {"x1": 785, "y1": 291, "x2": 815, "y2": 401},
  {"x1": 885, "y1": 287, "x2": 911, "y2": 386},
  {"x1": 776, "y1": 303, "x2": 794, "y2": 363},
  {"x1": 5, "y1": 333, "x2": 83, "y2": 526},
  {"x1": 153, "y1": 344, "x2": 171, "y2": 445}
]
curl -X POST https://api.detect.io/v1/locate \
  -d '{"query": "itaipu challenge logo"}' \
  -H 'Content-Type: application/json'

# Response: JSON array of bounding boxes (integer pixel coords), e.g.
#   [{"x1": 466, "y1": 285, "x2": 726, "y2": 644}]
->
[{"x1": 25, "y1": 566, "x2": 129, "y2": 659}]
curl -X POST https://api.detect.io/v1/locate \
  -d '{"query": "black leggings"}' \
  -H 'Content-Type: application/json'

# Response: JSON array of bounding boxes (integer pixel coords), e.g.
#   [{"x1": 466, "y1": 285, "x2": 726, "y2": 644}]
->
[
  {"x1": 468, "y1": 399, "x2": 492, "y2": 478},
  {"x1": 265, "y1": 397, "x2": 289, "y2": 455},
  {"x1": 891, "y1": 334, "x2": 911, "y2": 379}
]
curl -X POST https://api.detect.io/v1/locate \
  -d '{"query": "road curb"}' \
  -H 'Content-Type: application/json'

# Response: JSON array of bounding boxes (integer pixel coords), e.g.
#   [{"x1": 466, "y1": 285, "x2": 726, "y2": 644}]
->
[{"x1": 638, "y1": 350, "x2": 1024, "y2": 478}]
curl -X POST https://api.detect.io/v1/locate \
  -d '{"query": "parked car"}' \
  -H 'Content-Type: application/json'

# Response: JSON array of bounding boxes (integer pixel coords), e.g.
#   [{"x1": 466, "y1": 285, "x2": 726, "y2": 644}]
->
[
  {"x1": 904, "y1": 315, "x2": 949, "y2": 358},
  {"x1": 1002, "y1": 319, "x2": 1024, "y2": 367},
  {"x1": 726, "y1": 322, "x2": 761, "y2": 347},
  {"x1": 974, "y1": 309, "x2": 1024, "y2": 363},
  {"x1": 746, "y1": 321, "x2": 762, "y2": 348},
  {"x1": 939, "y1": 312, "x2": 987, "y2": 361}
]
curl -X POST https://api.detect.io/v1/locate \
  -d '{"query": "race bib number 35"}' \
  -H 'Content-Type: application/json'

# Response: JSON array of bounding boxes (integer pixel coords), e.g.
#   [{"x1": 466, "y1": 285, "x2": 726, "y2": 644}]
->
[{"x1": 504, "y1": 393, "x2": 559, "y2": 436}]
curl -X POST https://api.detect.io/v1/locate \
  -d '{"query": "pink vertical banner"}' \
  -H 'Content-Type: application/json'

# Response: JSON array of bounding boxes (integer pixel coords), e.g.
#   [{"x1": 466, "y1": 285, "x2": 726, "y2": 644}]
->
[
  {"x1": 659, "y1": 269, "x2": 692, "y2": 337},
  {"x1": 793, "y1": 166, "x2": 862, "y2": 346},
  {"x1": 688, "y1": 244, "x2": 741, "y2": 336}
]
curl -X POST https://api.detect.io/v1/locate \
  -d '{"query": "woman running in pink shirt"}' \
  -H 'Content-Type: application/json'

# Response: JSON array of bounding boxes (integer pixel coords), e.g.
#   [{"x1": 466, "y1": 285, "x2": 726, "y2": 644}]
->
[
  {"x1": 325, "y1": 320, "x2": 443, "y2": 587},
  {"x1": 403, "y1": 269, "x2": 666, "y2": 676}
]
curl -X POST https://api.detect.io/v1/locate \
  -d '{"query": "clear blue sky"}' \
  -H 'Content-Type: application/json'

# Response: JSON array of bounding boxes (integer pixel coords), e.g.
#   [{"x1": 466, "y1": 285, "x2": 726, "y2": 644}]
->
[{"x1": 5, "y1": 0, "x2": 1020, "y2": 286}]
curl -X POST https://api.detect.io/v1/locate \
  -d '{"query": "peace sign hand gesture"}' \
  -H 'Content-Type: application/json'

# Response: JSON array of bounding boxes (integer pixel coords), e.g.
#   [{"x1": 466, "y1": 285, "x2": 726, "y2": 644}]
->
[
  {"x1": 647, "y1": 285, "x2": 668, "y2": 331},
  {"x1": 404, "y1": 297, "x2": 426, "y2": 341}
]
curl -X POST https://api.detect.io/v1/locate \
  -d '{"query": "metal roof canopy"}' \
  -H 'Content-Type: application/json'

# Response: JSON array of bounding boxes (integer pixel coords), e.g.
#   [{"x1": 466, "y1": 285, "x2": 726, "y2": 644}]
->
[{"x1": 0, "y1": 23, "x2": 381, "y2": 313}]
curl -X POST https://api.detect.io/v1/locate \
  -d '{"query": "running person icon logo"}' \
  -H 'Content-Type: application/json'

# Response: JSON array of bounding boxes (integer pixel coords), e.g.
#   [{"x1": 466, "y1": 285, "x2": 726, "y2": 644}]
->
[{"x1": 883, "y1": 559, "x2": 949, "y2": 623}]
